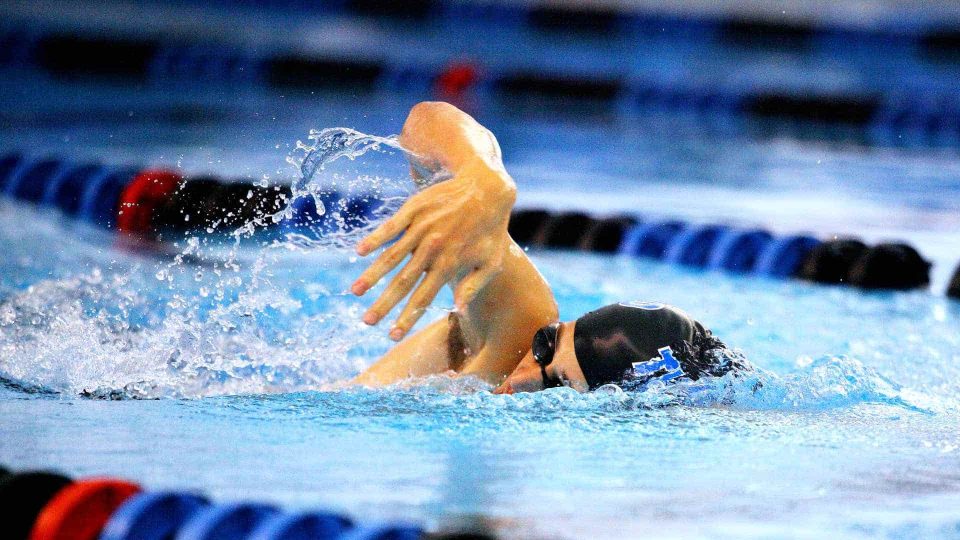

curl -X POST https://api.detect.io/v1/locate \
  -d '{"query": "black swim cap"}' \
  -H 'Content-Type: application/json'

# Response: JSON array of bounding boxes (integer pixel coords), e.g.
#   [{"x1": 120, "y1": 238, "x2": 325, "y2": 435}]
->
[{"x1": 572, "y1": 302, "x2": 737, "y2": 389}]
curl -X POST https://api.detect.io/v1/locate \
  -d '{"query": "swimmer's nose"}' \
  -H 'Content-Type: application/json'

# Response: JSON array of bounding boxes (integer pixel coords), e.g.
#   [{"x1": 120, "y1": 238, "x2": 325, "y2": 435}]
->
[{"x1": 493, "y1": 381, "x2": 514, "y2": 395}]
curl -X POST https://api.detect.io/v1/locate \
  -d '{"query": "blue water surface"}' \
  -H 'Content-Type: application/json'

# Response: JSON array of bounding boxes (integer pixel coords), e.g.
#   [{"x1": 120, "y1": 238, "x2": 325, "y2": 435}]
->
[
  {"x1": 2, "y1": 75, "x2": 960, "y2": 539},
  {"x1": 1, "y1": 193, "x2": 959, "y2": 539}
]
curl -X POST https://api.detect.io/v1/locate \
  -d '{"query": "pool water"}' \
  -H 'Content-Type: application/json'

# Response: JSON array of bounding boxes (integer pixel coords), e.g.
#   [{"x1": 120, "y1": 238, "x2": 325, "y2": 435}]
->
[{"x1": 3, "y1": 88, "x2": 960, "y2": 537}]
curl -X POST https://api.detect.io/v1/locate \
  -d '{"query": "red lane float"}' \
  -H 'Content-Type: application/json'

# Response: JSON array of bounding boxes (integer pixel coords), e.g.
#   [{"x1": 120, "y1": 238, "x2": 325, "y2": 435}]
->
[
  {"x1": 29, "y1": 478, "x2": 141, "y2": 540},
  {"x1": 116, "y1": 169, "x2": 183, "y2": 236},
  {"x1": 436, "y1": 61, "x2": 479, "y2": 98}
]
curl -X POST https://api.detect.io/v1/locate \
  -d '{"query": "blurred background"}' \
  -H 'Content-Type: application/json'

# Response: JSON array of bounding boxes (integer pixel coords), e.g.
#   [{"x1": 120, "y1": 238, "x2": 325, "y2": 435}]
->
[
  {"x1": 1, "y1": 0, "x2": 960, "y2": 288},
  {"x1": 4, "y1": 5, "x2": 960, "y2": 538}
]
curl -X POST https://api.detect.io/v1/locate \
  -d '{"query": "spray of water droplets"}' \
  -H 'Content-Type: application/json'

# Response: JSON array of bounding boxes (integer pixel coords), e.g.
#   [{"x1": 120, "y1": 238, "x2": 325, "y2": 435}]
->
[
  {"x1": 0, "y1": 128, "x2": 432, "y2": 398},
  {"x1": 0, "y1": 128, "x2": 956, "y2": 416}
]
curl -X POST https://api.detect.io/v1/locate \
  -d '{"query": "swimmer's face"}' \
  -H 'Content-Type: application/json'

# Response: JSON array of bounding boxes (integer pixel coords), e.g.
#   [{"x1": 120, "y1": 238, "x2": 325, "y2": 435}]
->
[{"x1": 493, "y1": 321, "x2": 589, "y2": 394}]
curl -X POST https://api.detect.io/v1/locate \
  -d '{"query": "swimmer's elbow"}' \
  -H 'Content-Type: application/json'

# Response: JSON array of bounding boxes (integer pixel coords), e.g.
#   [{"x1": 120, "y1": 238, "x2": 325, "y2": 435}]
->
[
  {"x1": 405, "y1": 101, "x2": 456, "y2": 129},
  {"x1": 409, "y1": 101, "x2": 456, "y2": 118}
]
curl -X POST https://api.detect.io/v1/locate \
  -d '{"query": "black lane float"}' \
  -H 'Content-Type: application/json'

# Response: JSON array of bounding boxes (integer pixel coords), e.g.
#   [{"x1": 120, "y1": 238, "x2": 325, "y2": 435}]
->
[{"x1": 0, "y1": 152, "x2": 946, "y2": 296}]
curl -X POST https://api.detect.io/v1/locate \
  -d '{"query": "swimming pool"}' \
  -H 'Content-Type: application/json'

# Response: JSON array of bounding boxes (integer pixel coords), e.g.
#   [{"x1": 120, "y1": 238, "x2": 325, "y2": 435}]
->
[{"x1": 3, "y1": 83, "x2": 960, "y2": 539}]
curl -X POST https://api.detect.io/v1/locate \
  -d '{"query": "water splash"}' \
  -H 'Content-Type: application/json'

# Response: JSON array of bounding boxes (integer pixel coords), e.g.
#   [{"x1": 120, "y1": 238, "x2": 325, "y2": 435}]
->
[
  {"x1": 0, "y1": 262, "x2": 369, "y2": 398},
  {"x1": 352, "y1": 353, "x2": 941, "y2": 415},
  {"x1": 0, "y1": 128, "x2": 422, "y2": 398},
  {"x1": 626, "y1": 355, "x2": 937, "y2": 413},
  {"x1": 0, "y1": 127, "x2": 956, "y2": 417},
  {"x1": 222, "y1": 128, "x2": 412, "y2": 250},
  {"x1": 288, "y1": 127, "x2": 405, "y2": 194}
]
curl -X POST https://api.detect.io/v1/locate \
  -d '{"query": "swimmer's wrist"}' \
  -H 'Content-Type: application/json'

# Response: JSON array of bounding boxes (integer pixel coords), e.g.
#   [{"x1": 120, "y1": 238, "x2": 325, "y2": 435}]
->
[{"x1": 458, "y1": 158, "x2": 516, "y2": 211}]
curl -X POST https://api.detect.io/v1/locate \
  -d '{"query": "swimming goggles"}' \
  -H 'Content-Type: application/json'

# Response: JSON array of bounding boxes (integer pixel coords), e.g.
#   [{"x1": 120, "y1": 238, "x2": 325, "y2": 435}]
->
[{"x1": 532, "y1": 322, "x2": 564, "y2": 389}]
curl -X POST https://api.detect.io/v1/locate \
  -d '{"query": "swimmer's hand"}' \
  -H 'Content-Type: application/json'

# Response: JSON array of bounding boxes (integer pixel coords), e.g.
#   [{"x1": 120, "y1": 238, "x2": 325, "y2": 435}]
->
[
  {"x1": 351, "y1": 102, "x2": 516, "y2": 341},
  {"x1": 352, "y1": 161, "x2": 515, "y2": 340}
]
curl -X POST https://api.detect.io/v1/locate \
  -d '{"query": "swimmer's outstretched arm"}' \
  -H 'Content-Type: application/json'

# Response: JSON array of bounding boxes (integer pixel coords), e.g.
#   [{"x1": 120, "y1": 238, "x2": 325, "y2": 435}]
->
[
  {"x1": 351, "y1": 102, "x2": 518, "y2": 339},
  {"x1": 351, "y1": 102, "x2": 557, "y2": 386}
]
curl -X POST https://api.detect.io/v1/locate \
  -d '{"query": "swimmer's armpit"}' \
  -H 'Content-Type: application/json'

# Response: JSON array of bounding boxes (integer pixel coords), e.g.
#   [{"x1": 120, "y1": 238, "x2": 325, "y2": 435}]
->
[{"x1": 352, "y1": 102, "x2": 516, "y2": 340}]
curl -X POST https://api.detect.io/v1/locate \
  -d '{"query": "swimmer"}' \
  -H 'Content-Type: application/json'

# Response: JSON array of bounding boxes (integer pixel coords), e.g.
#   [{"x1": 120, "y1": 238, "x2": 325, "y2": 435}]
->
[{"x1": 350, "y1": 102, "x2": 749, "y2": 393}]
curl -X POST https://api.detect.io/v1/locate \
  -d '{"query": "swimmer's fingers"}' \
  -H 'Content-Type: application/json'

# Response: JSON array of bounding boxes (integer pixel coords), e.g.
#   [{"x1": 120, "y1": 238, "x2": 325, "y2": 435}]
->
[
  {"x1": 356, "y1": 202, "x2": 417, "y2": 256},
  {"x1": 453, "y1": 262, "x2": 500, "y2": 311},
  {"x1": 352, "y1": 223, "x2": 426, "y2": 295},
  {"x1": 392, "y1": 270, "x2": 450, "y2": 340},
  {"x1": 363, "y1": 238, "x2": 440, "y2": 330},
  {"x1": 357, "y1": 192, "x2": 427, "y2": 257}
]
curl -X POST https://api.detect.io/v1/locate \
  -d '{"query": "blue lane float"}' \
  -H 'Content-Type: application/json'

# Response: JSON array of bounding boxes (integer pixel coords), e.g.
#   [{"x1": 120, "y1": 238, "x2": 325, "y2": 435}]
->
[
  {"x1": 517, "y1": 207, "x2": 931, "y2": 292},
  {"x1": 340, "y1": 524, "x2": 424, "y2": 540},
  {"x1": 3, "y1": 157, "x2": 56, "y2": 199},
  {"x1": 0, "y1": 154, "x2": 125, "y2": 224},
  {"x1": 620, "y1": 220, "x2": 686, "y2": 259},
  {"x1": 55, "y1": 164, "x2": 113, "y2": 217},
  {"x1": 708, "y1": 229, "x2": 773, "y2": 273},
  {"x1": 664, "y1": 224, "x2": 729, "y2": 268},
  {"x1": 175, "y1": 502, "x2": 280, "y2": 540},
  {"x1": 247, "y1": 511, "x2": 354, "y2": 540},
  {"x1": 99, "y1": 491, "x2": 209, "y2": 540},
  {"x1": 7, "y1": 158, "x2": 71, "y2": 203},
  {"x1": 0, "y1": 152, "x2": 940, "y2": 294},
  {"x1": 80, "y1": 167, "x2": 139, "y2": 228},
  {"x1": 43, "y1": 163, "x2": 108, "y2": 212},
  {"x1": 754, "y1": 234, "x2": 821, "y2": 278},
  {"x1": 0, "y1": 153, "x2": 23, "y2": 191}
]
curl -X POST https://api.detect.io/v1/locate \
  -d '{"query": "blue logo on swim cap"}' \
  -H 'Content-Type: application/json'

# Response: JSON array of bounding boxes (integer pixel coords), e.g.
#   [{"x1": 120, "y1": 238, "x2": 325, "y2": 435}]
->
[
  {"x1": 631, "y1": 346, "x2": 684, "y2": 383},
  {"x1": 619, "y1": 301, "x2": 666, "y2": 311}
]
